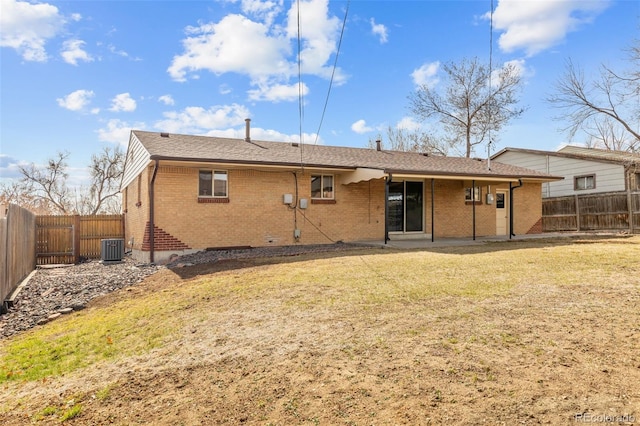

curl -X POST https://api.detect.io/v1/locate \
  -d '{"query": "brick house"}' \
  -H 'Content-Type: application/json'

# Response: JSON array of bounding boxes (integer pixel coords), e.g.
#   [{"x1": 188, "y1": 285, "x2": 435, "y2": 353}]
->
[{"x1": 121, "y1": 123, "x2": 561, "y2": 263}]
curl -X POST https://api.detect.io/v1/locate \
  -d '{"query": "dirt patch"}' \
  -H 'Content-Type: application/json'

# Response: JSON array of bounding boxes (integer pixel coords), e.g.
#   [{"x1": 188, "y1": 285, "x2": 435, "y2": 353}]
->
[{"x1": 1, "y1": 238, "x2": 639, "y2": 425}]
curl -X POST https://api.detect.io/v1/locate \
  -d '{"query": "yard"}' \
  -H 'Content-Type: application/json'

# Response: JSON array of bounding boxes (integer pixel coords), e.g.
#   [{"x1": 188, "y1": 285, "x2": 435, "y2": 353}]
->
[{"x1": 1, "y1": 235, "x2": 639, "y2": 425}]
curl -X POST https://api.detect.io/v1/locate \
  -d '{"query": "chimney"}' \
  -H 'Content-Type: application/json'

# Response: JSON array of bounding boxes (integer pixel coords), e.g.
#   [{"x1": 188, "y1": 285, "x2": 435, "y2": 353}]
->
[
  {"x1": 376, "y1": 139, "x2": 381, "y2": 151},
  {"x1": 245, "y1": 118, "x2": 251, "y2": 142}
]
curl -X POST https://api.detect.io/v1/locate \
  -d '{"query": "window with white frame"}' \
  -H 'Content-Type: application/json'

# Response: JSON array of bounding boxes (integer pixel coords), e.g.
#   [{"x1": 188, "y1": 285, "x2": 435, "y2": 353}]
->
[
  {"x1": 465, "y1": 186, "x2": 481, "y2": 202},
  {"x1": 199, "y1": 170, "x2": 228, "y2": 197},
  {"x1": 574, "y1": 174, "x2": 595, "y2": 191},
  {"x1": 311, "y1": 175, "x2": 334, "y2": 199}
]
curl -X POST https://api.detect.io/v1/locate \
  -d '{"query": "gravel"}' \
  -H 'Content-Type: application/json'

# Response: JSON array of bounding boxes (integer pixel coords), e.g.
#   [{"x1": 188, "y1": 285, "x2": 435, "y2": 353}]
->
[{"x1": 0, "y1": 243, "x2": 370, "y2": 340}]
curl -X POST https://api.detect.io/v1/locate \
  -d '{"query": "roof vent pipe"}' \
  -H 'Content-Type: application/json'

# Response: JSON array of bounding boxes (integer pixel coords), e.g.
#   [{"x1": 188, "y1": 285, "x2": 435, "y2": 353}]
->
[
  {"x1": 245, "y1": 118, "x2": 251, "y2": 142},
  {"x1": 376, "y1": 139, "x2": 381, "y2": 151}
]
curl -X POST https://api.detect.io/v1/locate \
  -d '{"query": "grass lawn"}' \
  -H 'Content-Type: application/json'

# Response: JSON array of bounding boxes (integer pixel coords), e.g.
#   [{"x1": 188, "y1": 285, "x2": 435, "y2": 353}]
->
[{"x1": 1, "y1": 235, "x2": 639, "y2": 425}]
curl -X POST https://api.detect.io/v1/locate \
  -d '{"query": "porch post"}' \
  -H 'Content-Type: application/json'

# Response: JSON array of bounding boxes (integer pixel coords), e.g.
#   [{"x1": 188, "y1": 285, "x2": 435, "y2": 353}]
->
[
  {"x1": 509, "y1": 182, "x2": 513, "y2": 239},
  {"x1": 384, "y1": 174, "x2": 391, "y2": 244},
  {"x1": 472, "y1": 179, "x2": 476, "y2": 241},
  {"x1": 431, "y1": 178, "x2": 435, "y2": 242}
]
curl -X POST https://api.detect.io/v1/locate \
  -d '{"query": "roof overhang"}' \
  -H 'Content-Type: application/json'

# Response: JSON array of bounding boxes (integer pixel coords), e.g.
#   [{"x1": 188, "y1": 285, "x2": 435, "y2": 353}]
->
[{"x1": 148, "y1": 156, "x2": 355, "y2": 173}]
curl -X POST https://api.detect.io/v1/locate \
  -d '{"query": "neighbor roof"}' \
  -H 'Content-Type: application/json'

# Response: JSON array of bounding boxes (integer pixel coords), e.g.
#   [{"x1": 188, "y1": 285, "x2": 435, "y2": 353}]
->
[
  {"x1": 131, "y1": 130, "x2": 560, "y2": 181},
  {"x1": 492, "y1": 145, "x2": 640, "y2": 166}
]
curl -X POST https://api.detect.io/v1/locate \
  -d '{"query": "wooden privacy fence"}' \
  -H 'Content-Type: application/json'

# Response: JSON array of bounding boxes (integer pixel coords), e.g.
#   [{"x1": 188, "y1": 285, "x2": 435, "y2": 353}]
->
[
  {"x1": 1, "y1": 204, "x2": 36, "y2": 311},
  {"x1": 543, "y1": 191, "x2": 640, "y2": 233},
  {"x1": 37, "y1": 214, "x2": 124, "y2": 265}
]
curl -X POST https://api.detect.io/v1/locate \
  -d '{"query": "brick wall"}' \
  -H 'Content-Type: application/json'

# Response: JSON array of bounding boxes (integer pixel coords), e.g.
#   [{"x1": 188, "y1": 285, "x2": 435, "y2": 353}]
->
[{"x1": 123, "y1": 165, "x2": 544, "y2": 262}]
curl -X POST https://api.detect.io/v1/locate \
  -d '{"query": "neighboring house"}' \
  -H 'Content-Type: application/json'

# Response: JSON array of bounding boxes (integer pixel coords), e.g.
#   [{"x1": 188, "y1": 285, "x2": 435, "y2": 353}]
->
[
  {"x1": 492, "y1": 145, "x2": 640, "y2": 198},
  {"x1": 121, "y1": 123, "x2": 560, "y2": 263}
]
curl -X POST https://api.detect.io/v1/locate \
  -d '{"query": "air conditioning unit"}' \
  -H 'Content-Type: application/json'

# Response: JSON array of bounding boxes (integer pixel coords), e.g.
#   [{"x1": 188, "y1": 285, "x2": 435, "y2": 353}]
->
[{"x1": 101, "y1": 238, "x2": 124, "y2": 262}]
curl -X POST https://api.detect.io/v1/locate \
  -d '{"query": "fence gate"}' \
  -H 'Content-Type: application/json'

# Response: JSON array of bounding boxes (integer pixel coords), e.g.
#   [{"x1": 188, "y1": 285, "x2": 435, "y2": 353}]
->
[
  {"x1": 36, "y1": 215, "x2": 124, "y2": 265},
  {"x1": 36, "y1": 216, "x2": 77, "y2": 265}
]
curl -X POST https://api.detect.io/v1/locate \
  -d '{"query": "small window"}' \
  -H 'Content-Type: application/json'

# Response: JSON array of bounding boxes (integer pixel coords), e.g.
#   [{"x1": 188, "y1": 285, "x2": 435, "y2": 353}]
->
[
  {"x1": 311, "y1": 175, "x2": 334, "y2": 199},
  {"x1": 635, "y1": 173, "x2": 640, "y2": 191},
  {"x1": 465, "y1": 187, "x2": 481, "y2": 202},
  {"x1": 574, "y1": 174, "x2": 595, "y2": 191},
  {"x1": 199, "y1": 170, "x2": 227, "y2": 197}
]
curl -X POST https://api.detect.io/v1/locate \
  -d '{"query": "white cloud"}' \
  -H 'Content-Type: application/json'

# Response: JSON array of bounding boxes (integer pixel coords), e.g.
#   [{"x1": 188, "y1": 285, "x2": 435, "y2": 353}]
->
[
  {"x1": 0, "y1": 154, "x2": 26, "y2": 179},
  {"x1": 56, "y1": 89, "x2": 96, "y2": 112},
  {"x1": 411, "y1": 61, "x2": 440, "y2": 88},
  {"x1": 247, "y1": 81, "x2": 308, "y2": 102},
  {"x1": 370, "y1": 18, "x2": 388, "y2": 44},
  {"x1": 219, "y1": 84, "x2": 233, "y2": 95},
  {"x1": 61, "y1": 39, "x2": 93, "y2": 65},
  {"x1": 204, "y1": 126, "x2": 322, "y2": 144},
  {"x1": 158, "y1": 95, "x2": 175, "y2": 106},
  {"x1": 109, "y1": 93, "x2": 137, "y2": 112},
  {"x1": 168, "y1": 14, "x2": 291, "y2": 82},
  {"x1": 0, "y1": 0, "x2": 67, "y2": 61},
  {"x1": 490, "y1": 59, "x2": 529, "y2": 87},
  {"x1": 489, "y1": 0, "x2": 610, "y2": 56},
  {"x1": 395, "y1": 117, "x2": 422, "y2": 132},
  {"x1": 351, "y1": 119, "x2": 374, "y2": 134},
  {"x1": 97, "y1": 119, "x2": 140, "y2": 145},
  {"x1": 286, "y1": 0, "x2": 343, "y2": 81},
  {"x1": 155, "y1": 104, "x2": 250, "y2": 134},
  {"x1": 169, "y1": 0, "x2": 344, "y2": 100}
]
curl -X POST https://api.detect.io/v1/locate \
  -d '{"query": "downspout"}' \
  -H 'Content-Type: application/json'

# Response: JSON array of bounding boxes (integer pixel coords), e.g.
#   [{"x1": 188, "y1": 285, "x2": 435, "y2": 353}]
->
[
  {"x1": 385, "y1": 174, "x2": 392, "y2": 244},
  {"x1": 509, "y1": 179, "x2": 524, "y2": 239},
  {"x1": 149, "y1": 159, "x2": 159, "y2": 263}
]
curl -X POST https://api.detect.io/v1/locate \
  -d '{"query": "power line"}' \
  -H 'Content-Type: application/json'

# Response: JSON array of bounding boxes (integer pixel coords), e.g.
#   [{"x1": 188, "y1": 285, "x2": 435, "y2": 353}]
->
[{"x1": 313, "y1": 0, "x2": 350, "y2": 145}]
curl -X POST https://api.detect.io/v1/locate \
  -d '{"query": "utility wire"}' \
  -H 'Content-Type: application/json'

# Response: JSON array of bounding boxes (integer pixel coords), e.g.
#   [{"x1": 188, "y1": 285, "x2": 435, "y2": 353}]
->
[{"x1": 313, "y1": 0, "x2": 350, "y2": 145}]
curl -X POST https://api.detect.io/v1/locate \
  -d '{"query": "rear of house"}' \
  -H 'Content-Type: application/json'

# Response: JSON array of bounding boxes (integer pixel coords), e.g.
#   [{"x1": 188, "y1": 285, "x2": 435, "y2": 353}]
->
[{"x1": 121, "y1": 127, "x2": 560, "y2": 263}]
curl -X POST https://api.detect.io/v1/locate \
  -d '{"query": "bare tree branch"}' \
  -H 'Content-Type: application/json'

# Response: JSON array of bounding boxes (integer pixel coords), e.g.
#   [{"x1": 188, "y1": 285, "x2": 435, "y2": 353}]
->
[
  {"x1": 408, "y1": 57, "x2": 525, "y2": 157},
  {"x1": 548, "y1": 39, "x2": 640, "y2": 151}
]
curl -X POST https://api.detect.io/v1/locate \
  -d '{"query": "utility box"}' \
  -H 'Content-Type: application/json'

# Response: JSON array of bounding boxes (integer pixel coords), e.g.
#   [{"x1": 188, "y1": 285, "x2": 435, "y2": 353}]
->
[
  {"x1": 299, "y1": 198, "x2": 308, "y2": 209},
  {"x1": 101, "y1": 238, "x2": 124, "y2": 262},
  {"x1": 283, "y1": 194, "x2": 293, "y2": 204}
]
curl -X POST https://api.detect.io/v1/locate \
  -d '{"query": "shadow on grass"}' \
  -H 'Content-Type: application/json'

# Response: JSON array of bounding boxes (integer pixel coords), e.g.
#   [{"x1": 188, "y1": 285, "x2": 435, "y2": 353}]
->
[{"x1": 168, "y1": 234, "x2": 637, "y2": 281}]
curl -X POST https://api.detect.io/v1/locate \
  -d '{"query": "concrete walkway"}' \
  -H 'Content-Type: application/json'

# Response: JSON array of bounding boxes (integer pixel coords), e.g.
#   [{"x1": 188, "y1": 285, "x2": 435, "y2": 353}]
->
[{"x1": 354, "y1": 231, "x2": 629, "y2": 249}]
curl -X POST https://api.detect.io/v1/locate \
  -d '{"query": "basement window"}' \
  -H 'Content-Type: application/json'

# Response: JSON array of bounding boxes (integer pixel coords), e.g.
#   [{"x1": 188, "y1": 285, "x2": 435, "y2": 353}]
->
[
  {"x1": 311, "y1": 175, "x2": 334, "y2": 199},
  {"x1": 199, "y1": 170, "x2": 228, "y2": 197},
  {"x1": 574, "y1": 174, "x2": 595, "y2": 191}
]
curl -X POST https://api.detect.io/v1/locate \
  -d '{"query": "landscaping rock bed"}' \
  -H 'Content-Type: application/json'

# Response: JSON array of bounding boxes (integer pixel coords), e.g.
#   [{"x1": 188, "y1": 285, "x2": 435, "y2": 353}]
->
[
  {"x1": 0, "y1": 259, "x2": 159, "y2": 339},
  {"x1": 0, "y1": 243, "x2": 368, "y2": 340}
]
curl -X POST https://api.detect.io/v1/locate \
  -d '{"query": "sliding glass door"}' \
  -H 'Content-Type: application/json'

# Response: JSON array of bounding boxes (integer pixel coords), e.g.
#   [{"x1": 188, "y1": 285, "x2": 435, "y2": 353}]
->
[{"x1": 387, "y1": 181, "x2": 423, "y2": 233}]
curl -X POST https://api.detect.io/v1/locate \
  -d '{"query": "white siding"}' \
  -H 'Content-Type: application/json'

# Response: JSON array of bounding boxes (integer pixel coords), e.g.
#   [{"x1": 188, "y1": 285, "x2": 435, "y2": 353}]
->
[
  {"x1": 494, "y1": 150, "x2": 626, "y2": 197},
  {"x1": 121, "y1": 132, "x2": 151, "y2": 190}
]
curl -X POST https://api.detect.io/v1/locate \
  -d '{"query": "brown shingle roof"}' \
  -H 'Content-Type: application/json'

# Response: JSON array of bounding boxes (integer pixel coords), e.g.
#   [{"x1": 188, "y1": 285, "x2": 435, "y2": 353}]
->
[{"x1": 132, "y1": 130, "x2": 560, "y2": 180}]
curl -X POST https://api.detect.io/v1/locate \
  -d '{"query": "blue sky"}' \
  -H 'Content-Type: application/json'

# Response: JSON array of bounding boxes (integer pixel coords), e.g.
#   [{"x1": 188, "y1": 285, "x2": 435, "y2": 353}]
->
[{"x1": 1, "y1": 0, "x2": 638, "y2": 185}]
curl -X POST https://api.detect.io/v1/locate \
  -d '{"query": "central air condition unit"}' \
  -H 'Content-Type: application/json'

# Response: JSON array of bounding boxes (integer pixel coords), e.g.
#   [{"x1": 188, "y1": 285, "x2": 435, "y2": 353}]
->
[{"x1": 101, "y1": 238, "x2": 124, "y2": 262}]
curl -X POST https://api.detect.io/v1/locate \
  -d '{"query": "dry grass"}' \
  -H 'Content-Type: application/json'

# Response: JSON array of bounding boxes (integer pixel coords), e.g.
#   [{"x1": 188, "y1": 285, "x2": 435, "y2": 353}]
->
[{"x1": 1, "y1": 235, "x2": 639, "y2": 425}]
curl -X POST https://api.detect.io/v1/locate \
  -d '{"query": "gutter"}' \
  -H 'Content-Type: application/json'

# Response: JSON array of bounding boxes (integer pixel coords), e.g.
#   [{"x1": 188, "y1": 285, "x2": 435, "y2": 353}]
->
[
  {"x1": 509, "y1": 179, "x2": 524, "y2": 239},
  {"x1": 149, "y1": 159, "x2": 159, "y2": 263}
]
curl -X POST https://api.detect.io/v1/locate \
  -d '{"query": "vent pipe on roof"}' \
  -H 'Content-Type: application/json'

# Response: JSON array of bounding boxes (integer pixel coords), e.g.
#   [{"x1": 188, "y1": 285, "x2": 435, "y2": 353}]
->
[
  {"x1": 245, "y1": 118, "x2": 251, "y2": 142},
  {"x1": 376, "y1": 139, "x2": 381, "y2": 151}
]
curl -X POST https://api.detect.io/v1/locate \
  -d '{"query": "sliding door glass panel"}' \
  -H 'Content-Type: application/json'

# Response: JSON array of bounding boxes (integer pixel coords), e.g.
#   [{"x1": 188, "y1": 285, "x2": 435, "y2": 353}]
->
[
  {"x1": 388, "y1": 182, "x2": 404, "y2": 232},
  {"x1": 405, "y1": 181, "x2": 423, "y2": 232}
]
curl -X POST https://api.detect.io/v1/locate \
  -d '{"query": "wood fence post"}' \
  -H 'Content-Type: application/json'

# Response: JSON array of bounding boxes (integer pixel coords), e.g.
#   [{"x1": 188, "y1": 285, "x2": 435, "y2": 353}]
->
[
  {"x1": 73, "y1": 214, "x2": 81, "y2": 264},
  {"x1": 574, "y1": 194, "x2": 580, "y2": 231}
]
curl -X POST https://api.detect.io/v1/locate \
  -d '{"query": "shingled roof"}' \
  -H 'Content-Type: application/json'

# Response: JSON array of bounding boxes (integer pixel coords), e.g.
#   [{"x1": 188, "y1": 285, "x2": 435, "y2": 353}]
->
[
  {"x1": 131, "y1": 130, "x2": 560, "y2": 181},
  {"x1": 493, "y1": 145, "x2": 640, "y2": 166}
]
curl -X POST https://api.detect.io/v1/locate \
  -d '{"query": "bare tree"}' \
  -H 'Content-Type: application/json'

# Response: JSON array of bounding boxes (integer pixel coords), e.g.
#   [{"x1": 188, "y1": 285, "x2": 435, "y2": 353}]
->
[
  {"x1": 409, "y1": 57, "x2": 525, "y2": 157},
  {"x1": 368, "y1": 126, "x2": 449, "y2": 155},
  {"x1": 548, "y1": 39, "x2": 640, "y2": 153},
  {"x1": 18, "y1": 151, "x2": 73, "y2": 214},
  {"x1": 77, "y1": 147, "x2": 124, "y2": 215},
  {"x1": 14, "y1": 147, "x2": 124, "y2": 215}
]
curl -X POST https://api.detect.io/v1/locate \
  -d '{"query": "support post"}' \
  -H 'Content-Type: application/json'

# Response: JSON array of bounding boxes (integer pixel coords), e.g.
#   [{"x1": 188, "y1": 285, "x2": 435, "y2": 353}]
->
[
  {"x1": 431, "y1": 178, "x2": 435, "y2": 243},
  {"x1": 384, "y1": 174, "x2": 391, "y2": 244}
]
